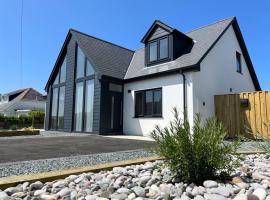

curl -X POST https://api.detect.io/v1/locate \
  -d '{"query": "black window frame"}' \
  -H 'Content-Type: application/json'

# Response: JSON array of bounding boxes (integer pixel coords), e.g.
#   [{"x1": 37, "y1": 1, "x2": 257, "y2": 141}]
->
[
  {"x1": 73, "y1": 44, "x2": 95, "y2": 133},
  {"x1": 134, "y1": 88, "x2": 162, "y2": 118},
  {"x1": 236, "y1": 51, "x2": 242, "y2": 74},
  {"x1": 147, "y1": 36, "x2": 170, "y2": 65}
]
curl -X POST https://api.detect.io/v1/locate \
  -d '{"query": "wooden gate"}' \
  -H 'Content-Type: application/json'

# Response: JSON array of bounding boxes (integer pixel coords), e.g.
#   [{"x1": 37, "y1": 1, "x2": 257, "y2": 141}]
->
[{"x1": 215, "y1": 91, "x2": 270, "y2": 139}]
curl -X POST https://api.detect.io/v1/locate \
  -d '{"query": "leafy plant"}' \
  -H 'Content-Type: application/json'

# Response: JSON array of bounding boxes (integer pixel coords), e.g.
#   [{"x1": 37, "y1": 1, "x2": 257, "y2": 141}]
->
[
  {"x1": 151, "y1": 107, "x2": 240, "y2": 184},
  {"x1": 0, "y1": 114, "x2": 4, "y2": 121},
  {"x1": 22, "y1": 126, "x2": 34, "y2": 132},
  {"x1": 9, "y1": 124, "x2": 17, "y2": 130}
]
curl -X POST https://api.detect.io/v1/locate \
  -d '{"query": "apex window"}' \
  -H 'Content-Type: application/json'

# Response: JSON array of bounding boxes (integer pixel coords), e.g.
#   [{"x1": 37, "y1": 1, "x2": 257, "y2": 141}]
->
[
  {"x1": 50, "y1": 55, "x2": 66, "y2": 130},
  {"x1": 148, "y1": 36, "x2": 169, "y2": 64},
  {"x1": 135, "y1": 88, "x2": 162, "y2": 117},
  {"x1": 74, "y1": 45, "x2": 95, "y2": 132},
  {"x1": 236, "y1": 52, "x2": 242, "y2": 73}
]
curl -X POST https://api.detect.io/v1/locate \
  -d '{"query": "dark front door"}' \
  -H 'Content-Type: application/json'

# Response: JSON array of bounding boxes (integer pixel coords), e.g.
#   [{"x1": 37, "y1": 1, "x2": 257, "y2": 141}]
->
[{"x1": 109, "y1": 92, "x2": 123, "y2": 133}]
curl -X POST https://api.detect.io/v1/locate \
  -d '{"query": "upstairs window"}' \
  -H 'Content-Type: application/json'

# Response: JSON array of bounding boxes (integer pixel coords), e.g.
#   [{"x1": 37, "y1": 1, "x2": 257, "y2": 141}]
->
[
  {"x1": 236, "y1": 52, "x2": 242, "y2": 73},
  {"x1": 159, "y1": 37, "x2": 169, "y2": 59},
  {"x1": 53, "y1": 56, "x2": 66, "y2": 85},
  {"x1": 50, "y1": 55, "x2": 66, "y2": 130},
  {"x1": 74, "y1": 45, "x2": 95, "y2": 132},
  {"x1": 148, "y1": 36, "x2": 169, "y2": 64},
  {"x1": 135, "y1": 88, "x2": 162, "y2": 117},
  {"x1": 149, "y1": 41, "x2": 157, "y2": 62}
]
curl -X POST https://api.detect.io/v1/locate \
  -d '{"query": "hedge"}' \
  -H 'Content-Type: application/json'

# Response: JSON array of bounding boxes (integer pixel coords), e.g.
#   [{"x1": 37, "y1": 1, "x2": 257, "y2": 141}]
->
[{"x1": 0, "y1": 111, "x2": 45, "y2": 130}]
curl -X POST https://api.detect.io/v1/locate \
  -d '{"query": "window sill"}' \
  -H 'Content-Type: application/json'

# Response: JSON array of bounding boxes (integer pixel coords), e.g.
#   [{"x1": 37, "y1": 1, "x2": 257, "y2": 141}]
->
[
  {"x1": 133, "y1": 115, "x2": 163, "y2": 119},
  {"x1": 237, "y1": 71, "x2": 243, "y2": 75},
  {"x1": 147, "y1": 58, "x2": 171, "y2": 67}
]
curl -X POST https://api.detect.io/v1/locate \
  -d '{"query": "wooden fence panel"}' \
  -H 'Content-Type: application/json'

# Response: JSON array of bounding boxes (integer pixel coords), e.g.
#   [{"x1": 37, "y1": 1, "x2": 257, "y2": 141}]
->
[{"x1": 215, "y1": 91, "x2": 270, "y2": 139}]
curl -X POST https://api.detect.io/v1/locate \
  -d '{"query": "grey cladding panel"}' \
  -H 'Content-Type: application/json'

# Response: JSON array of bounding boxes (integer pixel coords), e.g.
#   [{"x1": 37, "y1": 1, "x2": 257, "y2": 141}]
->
[
  {"x1": 63, "y1": 37, "x2": 76, "y2": 132},
  {"x1": 149, "y1": 27, "x2": 169, "y2": 41}
]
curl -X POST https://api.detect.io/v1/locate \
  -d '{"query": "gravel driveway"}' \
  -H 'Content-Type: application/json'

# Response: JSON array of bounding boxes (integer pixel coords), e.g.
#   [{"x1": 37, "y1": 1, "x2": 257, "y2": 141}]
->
[{"x1": 0, "y1": 134, "x2": 154, "y2": 163}]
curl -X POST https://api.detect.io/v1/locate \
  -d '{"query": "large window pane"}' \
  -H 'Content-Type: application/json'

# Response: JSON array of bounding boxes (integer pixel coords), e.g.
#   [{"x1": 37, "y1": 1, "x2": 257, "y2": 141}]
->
[
  {"x1": 74, "y1": 82, "x2": 84, "y2": 131},
  {"x1": 160, "y1": 38, "x2": 168, "y2": 59},
  {"x1": 86, "y1": 60, "x2": 95, "y2": 76},
  {"x1": 153, "y1": 89, "x2": 162, "y2": 115},
  {"x1": 60, "y1": 57, "x2": 66, "y2": 83},
  {"x1": 134, "y1": 88, "x2": 162, "y2": 117},
  {"x1": 53, "y1": 73, "x2": 59, "y2": 85},
  {"x1": 57, "y1": 86, "x2": 65, "y2": 129},
  {"x1": 149, "y1": 41, "x2": 157, "y2": 62},
  {"x1": 76, "y1": 47, "x2": 85, "y2": 79},
  {"x1": 84, "y1": 80, "x2": 94, "y2": 132},
  {"x1": 145, "y1": 90, "x2": 153, "y2": 115},
  {"x1": 50, "y1": 88, "x2": 58, "y2": 129},
  {"x1": 135, "y1": 92, "x2": 143, "y2": 117}
]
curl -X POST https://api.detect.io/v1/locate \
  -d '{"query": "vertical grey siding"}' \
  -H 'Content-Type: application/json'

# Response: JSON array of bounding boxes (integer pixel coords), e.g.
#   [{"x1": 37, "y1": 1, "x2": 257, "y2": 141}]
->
[
  {"x1": 92, "y1": 76, "x2": 101, "y2": 133},
  {"x1": 149, "y1": 27, "x2": 169, "y2": 41},
  {"x1": 44, "y1": 87, "x2": 51, "y2": 130},
  {"x1": 63, "y1": 37, "x2": 76, "y2": 132}
]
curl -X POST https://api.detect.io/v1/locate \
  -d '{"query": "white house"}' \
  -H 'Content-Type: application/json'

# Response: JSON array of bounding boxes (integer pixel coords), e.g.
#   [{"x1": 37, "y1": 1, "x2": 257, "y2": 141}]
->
[{"x1": 44, "y1": 17, "x2": 260, "y2": 136}]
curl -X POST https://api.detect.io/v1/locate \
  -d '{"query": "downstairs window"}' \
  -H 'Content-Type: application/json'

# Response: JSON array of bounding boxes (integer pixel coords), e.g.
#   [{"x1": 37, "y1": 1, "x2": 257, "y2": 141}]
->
[{"x1": 135, "y1": 88, "x2": 162, "y2": 117}]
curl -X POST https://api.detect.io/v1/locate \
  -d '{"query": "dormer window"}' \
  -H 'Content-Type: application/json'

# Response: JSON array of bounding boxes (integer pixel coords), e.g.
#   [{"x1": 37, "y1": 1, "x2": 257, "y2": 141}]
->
[
  {"x1": 159, "y1": 37, "x2": 169, "y2": 59},
  {"x1": 149, "y1": 41, "x2": 157, "y2": 62},
  {"x1": 141, "y1": 20, "x2": 193, "y2": 67},
  {"x1": 148, "y1": 36, "x2": 169, "y2": 64}
]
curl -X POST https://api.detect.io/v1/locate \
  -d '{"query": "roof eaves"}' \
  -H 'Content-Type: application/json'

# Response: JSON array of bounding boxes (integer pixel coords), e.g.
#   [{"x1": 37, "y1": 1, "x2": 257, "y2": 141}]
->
[
  {"x1": 231, "y1": 19, "x2": 261, "y2": 91},
  {"x1": 44, "y1": 30, "x2": 71, "y2": 92},
  {"x1": 124, "y1": 63, "x2": 200, "y2": 82}
]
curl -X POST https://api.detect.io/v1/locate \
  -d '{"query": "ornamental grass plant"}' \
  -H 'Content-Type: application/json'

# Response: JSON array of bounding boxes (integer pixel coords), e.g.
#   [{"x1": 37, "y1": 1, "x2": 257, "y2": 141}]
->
[{"x1": 151, "y1": 107, "x2": 240, "y2": 184}]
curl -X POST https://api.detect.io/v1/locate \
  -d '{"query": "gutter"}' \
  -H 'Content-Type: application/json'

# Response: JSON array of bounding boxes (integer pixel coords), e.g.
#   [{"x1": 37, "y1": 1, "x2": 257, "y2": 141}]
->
[{"x1": 180, "y1": 70, "x2": 187, "y2": 121}]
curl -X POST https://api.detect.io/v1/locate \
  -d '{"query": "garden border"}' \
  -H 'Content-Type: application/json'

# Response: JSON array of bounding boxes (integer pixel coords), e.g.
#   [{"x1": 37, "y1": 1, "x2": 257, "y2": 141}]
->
[{"x1": 0, "y1": 156, "x2": 161, "y2": 190}]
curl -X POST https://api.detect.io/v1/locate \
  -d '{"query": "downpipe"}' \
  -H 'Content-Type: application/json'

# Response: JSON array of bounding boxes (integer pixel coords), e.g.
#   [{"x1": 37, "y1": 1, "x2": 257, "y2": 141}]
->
[{"x1": 180, "y1": 70, "x2": 187, "y2": 121}]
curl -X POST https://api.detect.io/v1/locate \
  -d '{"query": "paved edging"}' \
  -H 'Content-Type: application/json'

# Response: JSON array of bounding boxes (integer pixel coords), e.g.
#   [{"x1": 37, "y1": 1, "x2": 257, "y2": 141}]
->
[{"x1": 0, "y1": 156, "x2": 162, "y2": 190}]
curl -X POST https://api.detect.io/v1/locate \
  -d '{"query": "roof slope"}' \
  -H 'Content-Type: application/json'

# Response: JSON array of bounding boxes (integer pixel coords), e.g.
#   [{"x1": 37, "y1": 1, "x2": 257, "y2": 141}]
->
[
  {"x1": 124, "y1": 17, "x2": 234, "y2": 80},
  {"x1": 45, "y1": 17, "x2": 260, "y2": 90},
  {"x1": 45, "y1": 30, "x2": 134, "y2": 90},
  {"x1": 71, "y1": 30, "x2": 134, "y2": 79}
]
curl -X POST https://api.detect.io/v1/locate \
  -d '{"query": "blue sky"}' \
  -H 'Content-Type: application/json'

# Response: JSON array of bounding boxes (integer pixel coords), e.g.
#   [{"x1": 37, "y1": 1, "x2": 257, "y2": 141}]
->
[{"x1": 0, "y1": 0, "x2": 269, "y2": 94}]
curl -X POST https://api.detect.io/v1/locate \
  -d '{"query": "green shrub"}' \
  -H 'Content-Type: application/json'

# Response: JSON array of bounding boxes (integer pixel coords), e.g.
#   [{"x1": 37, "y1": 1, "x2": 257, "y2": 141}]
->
[
  {"x1": 22, "y1": 126, "x2": 34, "y2": 132},
  {"x1": 0, "y1": 114, "x2": 4, "y2": 121},
  {"x1": 151, "y1": 107, "x2": 241, "y2": 184},
  {"x1": 9, "y1": 124, "x2": 17, "y2": 130}
]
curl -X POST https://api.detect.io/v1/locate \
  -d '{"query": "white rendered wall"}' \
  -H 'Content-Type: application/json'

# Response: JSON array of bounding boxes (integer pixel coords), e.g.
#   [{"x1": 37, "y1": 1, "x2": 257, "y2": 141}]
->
[
  {"x1": 123, "y1": 73, "x2": 193, "y2": 136},
  {"x1": 192, "y1": 25, "x2": 256, "y2": 121}
]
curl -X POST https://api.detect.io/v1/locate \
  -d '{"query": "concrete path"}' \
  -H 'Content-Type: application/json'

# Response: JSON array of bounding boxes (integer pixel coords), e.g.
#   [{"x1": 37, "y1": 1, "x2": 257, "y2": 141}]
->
[{"x1": 0, "y1": 135, "x2": 154, "y2": 163}]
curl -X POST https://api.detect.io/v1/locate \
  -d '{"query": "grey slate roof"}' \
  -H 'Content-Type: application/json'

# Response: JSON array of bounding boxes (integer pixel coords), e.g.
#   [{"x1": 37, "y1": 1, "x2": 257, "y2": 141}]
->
[
  {"x1": 46, "y1": 17, "x2": 260, "y2": 90},
  {"x1": 71, "y1": 29, "x2": 134, "y2": 80},
  {"x1": 124, "y1": 17, "x2": 234, "y2": 80}
]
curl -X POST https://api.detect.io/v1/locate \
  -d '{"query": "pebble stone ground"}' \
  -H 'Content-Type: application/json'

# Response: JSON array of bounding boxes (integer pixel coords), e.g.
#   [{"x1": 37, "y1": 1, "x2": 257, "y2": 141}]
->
[
  {"x1": 0, "y1": 150, "x2": 154, "y2": 178},
  {"x1": 1, "y1": 154, "x2": 270, "y2": 200}
]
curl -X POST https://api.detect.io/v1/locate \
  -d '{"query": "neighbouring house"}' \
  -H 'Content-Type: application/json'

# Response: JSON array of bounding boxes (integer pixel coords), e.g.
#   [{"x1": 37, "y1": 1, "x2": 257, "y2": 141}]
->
[
  {"x1": 44, "y1": 17, "x2": 260, "y2": 136},
  {"x1": 0, "y1": 88, "x2": 46, "y2": 116}
]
